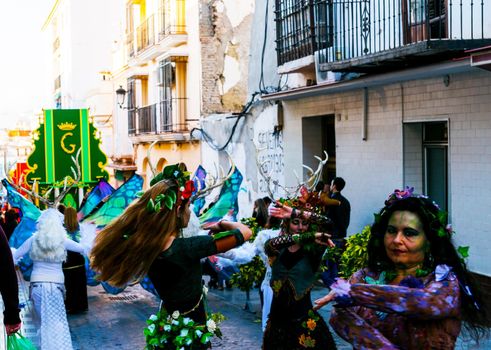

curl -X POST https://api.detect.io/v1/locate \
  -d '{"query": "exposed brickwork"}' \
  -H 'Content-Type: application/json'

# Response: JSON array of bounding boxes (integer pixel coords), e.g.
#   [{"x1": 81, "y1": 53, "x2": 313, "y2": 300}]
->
[{"x1": 199, "y1": 0, "x2": 252, "y2": 115}]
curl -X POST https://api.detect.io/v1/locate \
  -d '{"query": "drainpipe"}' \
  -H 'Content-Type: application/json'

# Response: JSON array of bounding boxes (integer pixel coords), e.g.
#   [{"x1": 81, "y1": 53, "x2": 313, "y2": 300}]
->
[
  {"x1": 401, "y1": 83, "x2": 405, "y2": 187},
  {"x1": 362, "y1": 87, "x2": 368, "y2": 141}
]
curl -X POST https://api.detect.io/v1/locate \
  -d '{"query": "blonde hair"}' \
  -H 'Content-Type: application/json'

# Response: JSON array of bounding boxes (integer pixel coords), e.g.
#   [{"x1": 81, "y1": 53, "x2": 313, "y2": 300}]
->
[
  {"x1": 30, "y1": 208, "x2": 67, "y2": 262},
  {"x1": 90, "y1": 180, "x2": 187, "y2": 287}
]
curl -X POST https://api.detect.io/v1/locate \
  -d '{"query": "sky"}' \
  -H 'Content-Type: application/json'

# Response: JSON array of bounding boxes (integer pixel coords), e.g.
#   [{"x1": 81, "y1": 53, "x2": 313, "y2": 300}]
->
[{"x1": 0, "y1": 1, "x2": 54, "y2": 129}]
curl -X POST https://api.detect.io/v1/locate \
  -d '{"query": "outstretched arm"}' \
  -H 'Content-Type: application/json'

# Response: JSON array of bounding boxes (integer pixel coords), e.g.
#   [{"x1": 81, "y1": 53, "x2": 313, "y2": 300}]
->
[
  {"x1": 348, "y1": 278, "x2": 461, "y2": 319},
  {"x1": 265, "y1": 232, "x2": 334, "y2": 256},
  {"x1": 330, "y1": 308, "x2": 398, "y2": 350},
  {"x1": 268, "y1": 201, "x2": 334, "y2": 227},
  {"x1": 316, "y1": 270, "x2": 460, "y2": 319},
  {"x1": 12, "y1": 236, "x2": 34, "y2": 262},
  {"x1": 200, "y1": 220, "x2": 252, "y2": 255}
]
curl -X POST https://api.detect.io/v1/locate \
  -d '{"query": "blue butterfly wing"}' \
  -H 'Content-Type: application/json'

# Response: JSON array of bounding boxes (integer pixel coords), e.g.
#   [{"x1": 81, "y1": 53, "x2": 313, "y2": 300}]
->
[{"x1": 199, "y1": 167, "x2": 243, "y2": 224}]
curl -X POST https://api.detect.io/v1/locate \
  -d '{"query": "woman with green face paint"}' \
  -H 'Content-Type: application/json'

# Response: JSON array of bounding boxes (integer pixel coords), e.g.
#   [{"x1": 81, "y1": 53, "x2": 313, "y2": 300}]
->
[
  {"x1": 263, "y1": 197, "x2": 338, "y2": 350},
  {"x1": 314, "y1": 189, "x2": 489, "y2": 350}
]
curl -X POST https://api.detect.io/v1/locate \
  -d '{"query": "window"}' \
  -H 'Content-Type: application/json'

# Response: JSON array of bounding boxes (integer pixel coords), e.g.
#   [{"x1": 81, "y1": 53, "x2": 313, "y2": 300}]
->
[
  {"x1": 403, "y1": 121, "x2": 448, "y2": 211},
  {"x1": 158, "y1": 57, "x2": 187, "y2": 132}
]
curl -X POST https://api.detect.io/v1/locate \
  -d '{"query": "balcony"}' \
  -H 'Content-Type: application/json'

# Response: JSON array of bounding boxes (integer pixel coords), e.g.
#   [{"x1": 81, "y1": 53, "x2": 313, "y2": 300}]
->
[
  {"x1": 136, "y1": 15, "x2": 156, "y2": 53},
  {"x1": 158, "y1": 0, "x2": 187, "y2": 40},
  {"x1": 126, "y1": 0, "x2": 187, "y2": 61},
  {"x1": 275, "y1": 0, "x2": 332, "y2": 67},
  {"x1": 127, "y1": 99, "x2": 195, "y2": 141},
  {"x1": 314, "y1": 0, "x2": 491, "y2": 73}
]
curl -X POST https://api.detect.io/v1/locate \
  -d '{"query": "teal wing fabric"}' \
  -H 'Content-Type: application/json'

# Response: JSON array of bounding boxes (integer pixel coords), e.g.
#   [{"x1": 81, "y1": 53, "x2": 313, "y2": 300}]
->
[
  {"x1": 1, "y1": 180, "x2": 41, "y2": 224},
  {"x1": 1, "y1": 180, "x2": 41, "y2": 280},
  {"x1": 81, "y1": 174, "x2": 142, "y2": 293},
  {"x1": 199, "y1": 167, "x2": 243, "y2": 224},
  {"x1": 82, "y1": 174, "x2": 143, "y2": 228}
]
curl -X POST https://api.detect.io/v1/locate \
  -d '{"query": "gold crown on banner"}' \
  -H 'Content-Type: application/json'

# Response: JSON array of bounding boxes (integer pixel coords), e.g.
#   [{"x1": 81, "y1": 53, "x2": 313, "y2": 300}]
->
[{"x1": 57, "y1": 122, "x2": 77, "y2": 131}]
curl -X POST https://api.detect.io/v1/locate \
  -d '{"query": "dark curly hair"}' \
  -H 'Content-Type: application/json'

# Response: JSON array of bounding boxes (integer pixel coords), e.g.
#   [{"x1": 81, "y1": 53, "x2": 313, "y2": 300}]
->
[{"x1": 368, "y1": 196, "x2": 489, "y2": 342}]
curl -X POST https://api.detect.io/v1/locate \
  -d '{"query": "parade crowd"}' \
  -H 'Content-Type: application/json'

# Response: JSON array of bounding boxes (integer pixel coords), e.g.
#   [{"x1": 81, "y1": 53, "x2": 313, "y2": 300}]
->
[{"x1": 1, "y1": 164, "x2": 490, "y2": 350}]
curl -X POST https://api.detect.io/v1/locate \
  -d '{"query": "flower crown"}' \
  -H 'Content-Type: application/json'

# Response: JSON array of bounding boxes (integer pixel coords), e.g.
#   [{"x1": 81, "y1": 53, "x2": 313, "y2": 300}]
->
[
  {"x1": 379, "y1": 186, "x2": 452, "y2": 239},
  {"x1": 279, "y1": 185, "x2": 324, "y2": 214},
  {"x1": 142, "y1": 163, "x2": 195, "y2": 213}
]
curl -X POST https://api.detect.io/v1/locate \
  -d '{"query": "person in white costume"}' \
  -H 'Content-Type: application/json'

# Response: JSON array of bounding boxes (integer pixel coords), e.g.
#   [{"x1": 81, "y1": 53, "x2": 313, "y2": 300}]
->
[{"x1": 12, "y1": 208, "x2": 94, "y2": 350}]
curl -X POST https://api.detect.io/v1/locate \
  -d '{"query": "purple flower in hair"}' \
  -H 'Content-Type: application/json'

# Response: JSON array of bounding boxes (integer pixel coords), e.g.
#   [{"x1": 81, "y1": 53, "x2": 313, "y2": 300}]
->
[
  {"x1": 394, "y1": 186, "x2": 414, "y2": 199},
  {"x1": 385, "y1": 186, "x2": 414, "y2": 205}
]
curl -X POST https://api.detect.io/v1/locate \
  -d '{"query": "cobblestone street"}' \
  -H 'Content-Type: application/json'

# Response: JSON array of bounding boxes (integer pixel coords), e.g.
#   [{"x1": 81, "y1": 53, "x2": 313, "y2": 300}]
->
[{"x1": 1, "y1": 270, "x2": 490, "y2": 349}]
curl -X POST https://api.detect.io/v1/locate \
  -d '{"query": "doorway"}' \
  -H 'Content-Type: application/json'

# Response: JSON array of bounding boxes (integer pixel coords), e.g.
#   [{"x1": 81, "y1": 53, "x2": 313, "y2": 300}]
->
[
  {"x1": 403, "y1": 120, "x2": 448, "y2": 211},
  {"x1": 423, "y1": 121, "x2": 448, "y2": 211},
  {"x1": 302, "y1": 115, "x2": 336, "y2": 185}
]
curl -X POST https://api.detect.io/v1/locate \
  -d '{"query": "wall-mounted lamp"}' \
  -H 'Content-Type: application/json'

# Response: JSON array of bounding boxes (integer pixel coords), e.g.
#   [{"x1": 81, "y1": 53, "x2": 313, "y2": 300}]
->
[{"x1": 116, "y1": 85, "x2": 127, "y2": 109}]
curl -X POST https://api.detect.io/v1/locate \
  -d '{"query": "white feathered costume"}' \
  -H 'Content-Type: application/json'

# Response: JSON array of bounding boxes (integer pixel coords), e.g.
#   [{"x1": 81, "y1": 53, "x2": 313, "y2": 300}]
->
[
  {"x1": 216, "y1": 228, "x2": 280, "y2": 331},
  {"x1": 12, "y1": 208, "x2": 95, "y2": 350}
]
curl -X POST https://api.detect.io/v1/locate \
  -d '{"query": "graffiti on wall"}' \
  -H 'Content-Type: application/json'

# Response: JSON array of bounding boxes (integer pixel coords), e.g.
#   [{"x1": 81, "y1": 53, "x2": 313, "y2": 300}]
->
[{"x1": 256, "y1": 130, "x2": 284, "y2": 196}]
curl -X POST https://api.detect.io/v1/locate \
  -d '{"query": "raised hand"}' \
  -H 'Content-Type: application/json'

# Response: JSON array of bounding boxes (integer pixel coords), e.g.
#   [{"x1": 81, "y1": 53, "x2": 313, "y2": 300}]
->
[{"x1": 268, "y1": 201, "x2": 293, "y2": 219}]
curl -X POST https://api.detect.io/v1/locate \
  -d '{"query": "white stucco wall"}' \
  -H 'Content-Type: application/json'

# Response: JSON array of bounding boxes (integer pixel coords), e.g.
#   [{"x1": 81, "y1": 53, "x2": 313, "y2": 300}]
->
[{"x1": 279, "y1": 68, "x2": 491, "y2": 276}]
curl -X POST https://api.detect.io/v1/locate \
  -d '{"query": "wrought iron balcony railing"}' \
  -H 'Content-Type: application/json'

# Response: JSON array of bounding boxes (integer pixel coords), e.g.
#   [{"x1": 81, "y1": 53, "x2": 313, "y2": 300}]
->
[
  {"x1": 126, "y1": 0, "x2": 186, "y2": 59},
  {"x1": 275, "y1": 0, "x2": 333, "y2": 66},
  {"x1": 313, "y1": 0, "x2": 491, "y2": 72},
  {"x1": 136, "y1": 15, "x2": 156, "y2": 53},
  {"x1": 127, "y1": 98, "x2": 190, "y2": 136},
  {"x1": 158, "y1": 0, "x2": 187, "y2": 40}
]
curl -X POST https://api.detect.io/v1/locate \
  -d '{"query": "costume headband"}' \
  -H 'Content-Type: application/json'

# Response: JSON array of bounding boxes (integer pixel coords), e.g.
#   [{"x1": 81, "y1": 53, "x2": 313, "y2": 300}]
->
[
  {"x1": 140, "y1": 163, "x2": 195, "y2": 213},
  {"x1": 378, "y1": 186, "x2": 453, "y2": 239}
]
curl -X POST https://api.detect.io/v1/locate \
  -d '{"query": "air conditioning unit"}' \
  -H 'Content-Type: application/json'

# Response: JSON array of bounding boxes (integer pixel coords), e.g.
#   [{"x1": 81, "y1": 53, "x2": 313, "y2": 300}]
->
[{"x1": 314, "y1": 51, "x2": 342, "y2": 85}]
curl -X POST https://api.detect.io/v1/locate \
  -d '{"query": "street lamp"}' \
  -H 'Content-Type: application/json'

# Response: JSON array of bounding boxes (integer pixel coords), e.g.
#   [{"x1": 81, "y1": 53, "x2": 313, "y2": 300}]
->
[{"x1": 116, "y1": 85, "x2": 127, "y2": 109}]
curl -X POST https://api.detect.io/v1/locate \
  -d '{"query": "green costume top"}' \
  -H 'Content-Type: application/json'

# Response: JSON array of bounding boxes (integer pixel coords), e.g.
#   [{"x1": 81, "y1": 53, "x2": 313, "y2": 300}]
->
[
  {"x1": 266, "y1": 235, "x2": 325, "y2": 299},
  {"x1": 147, "y1": 230, "x2": 243, "y2": 323}
]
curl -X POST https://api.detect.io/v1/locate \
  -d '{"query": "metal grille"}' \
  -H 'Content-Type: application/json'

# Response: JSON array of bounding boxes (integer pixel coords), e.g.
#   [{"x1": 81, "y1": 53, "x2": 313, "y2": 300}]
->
[
  {"x1": 316, "y1": 0, "x2": 490, "y2": 66},
  {"x1": 275, "y1": 0, "x2": 333, "y2": 65}
]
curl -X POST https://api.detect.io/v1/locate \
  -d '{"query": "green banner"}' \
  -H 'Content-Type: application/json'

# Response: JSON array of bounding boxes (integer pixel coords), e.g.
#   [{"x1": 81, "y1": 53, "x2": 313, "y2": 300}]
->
[{"x1": 26, "y1": 109, "x2": 109, "y2": 188}]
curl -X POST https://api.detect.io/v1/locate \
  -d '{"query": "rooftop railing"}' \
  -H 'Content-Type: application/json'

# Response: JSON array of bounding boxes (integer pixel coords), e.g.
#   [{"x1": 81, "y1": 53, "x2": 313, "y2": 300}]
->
[{"x1": 313, "y1": 0, "x2": 491, "y2": 70}]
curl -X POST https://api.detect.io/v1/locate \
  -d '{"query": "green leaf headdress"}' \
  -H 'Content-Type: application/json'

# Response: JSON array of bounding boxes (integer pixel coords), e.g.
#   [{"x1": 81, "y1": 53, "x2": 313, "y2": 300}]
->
[{"x1": 139, "y1": 163, "x2": 195, "y2": 213}]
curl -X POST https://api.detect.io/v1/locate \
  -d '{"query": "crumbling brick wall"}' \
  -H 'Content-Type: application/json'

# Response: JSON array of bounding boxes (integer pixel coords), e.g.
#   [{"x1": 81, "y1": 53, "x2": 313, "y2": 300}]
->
[{"x1": 200, "y1": 0, "x2": 253, "y2": 114}]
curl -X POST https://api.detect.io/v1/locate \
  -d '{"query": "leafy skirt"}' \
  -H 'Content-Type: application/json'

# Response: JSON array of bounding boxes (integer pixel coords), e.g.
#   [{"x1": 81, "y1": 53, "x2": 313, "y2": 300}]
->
[{"x1": 263, "y1": 310, "x2": 336, "y2": 349}]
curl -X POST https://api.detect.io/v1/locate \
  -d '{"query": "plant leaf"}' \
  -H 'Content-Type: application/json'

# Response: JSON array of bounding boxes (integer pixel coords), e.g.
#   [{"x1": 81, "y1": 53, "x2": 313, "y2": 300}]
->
[{"x1": 457, "y1": 246, "x2": 470, "y2": 259}]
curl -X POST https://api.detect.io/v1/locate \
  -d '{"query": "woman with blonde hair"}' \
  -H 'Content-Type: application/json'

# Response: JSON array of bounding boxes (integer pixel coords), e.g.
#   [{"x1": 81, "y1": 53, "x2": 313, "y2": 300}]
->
[
  {"x1": 12, "y1": 208, "x2": 90, "y2": 350},
  {"x1": 90, "y1": 163, "x2": 252, "y2": 336}
]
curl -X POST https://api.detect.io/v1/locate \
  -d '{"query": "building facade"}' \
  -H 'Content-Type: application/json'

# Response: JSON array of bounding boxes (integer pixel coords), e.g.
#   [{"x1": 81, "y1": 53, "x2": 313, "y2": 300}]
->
[
  {"x1": 111, "y1": 0, "x2": 204, "y2": 187},
  {"x1": 43, "y1": 0, "x2": 120, "y2": 161},
  {"x1": 251, "y1": 0, "x2": 491, "y2": 277}
]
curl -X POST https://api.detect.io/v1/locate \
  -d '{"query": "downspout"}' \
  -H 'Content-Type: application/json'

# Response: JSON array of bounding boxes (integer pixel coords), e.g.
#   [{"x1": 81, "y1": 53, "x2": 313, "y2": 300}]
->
[
  {"x1": 401, "y1": 83, "x2": 405, "y2": 186},
  {"x1": 362, "y1": 87, "x2": 368, "y2": 141}
]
